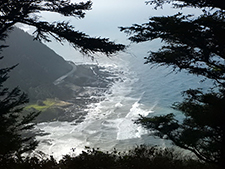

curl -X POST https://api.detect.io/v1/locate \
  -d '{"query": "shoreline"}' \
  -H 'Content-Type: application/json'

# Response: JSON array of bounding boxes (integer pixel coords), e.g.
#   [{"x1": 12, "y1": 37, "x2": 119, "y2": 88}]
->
[{"x1": 29, "y1": 64, "x2": 116, "y2": 123}]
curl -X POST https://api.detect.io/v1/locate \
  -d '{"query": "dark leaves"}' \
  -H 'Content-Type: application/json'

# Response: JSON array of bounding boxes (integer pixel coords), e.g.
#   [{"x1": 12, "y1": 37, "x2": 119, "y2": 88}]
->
[
  {"x1": 0, "y1": 0, "x2": 125, "y2": 56},
  {"x1": 145, "y1": 0, "x2": 225, "y2": 10},
  {"x1": 0, "y1": 58, "x2": 39, "y2": 160},
  {"x1": 121, "y1": 12, "x2": 225, "y2": 85}
]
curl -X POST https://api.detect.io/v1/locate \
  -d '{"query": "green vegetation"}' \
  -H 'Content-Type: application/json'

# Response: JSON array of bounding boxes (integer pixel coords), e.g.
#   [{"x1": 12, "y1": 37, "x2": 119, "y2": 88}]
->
[
  {"x1": 26, "y1": 99, "x2": 56, "y2": 112},
  {"x1": 0, "y1": 58, "x2": 40, "y2": 163},
  {"x1": 1, "y1": 0, "x2": 224, "y2": 168},
  {"x1": 24, "y1": 99, "x2": 73, "y2": 122},
  {"x1": 1, "y1": 145, "x2": 218, "y2": 169},
  {"x1": 121, "y1": 0, "x2": 225, "y2": 168},
  {"x1": 1, "y1": 1, "x2": 125, "y2": 56},
  {"x1": 0, "y1": 0, "x2": 124, "y2": 167},
  {"x1": 25, "y1": 99, "x2": 71, "y2": 112}
]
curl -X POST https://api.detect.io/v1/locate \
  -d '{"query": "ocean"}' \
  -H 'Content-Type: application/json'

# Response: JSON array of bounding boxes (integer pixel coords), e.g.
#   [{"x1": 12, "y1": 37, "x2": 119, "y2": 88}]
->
[{"x1": 34, "y1": 42, "x2": 212, "y2": 160}]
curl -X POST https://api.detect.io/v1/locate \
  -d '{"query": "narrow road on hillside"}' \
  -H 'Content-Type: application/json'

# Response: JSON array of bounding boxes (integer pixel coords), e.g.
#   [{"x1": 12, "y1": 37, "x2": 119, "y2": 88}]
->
[{"x1": 53, "y1": 62, "x2": 77, "y2": 85}]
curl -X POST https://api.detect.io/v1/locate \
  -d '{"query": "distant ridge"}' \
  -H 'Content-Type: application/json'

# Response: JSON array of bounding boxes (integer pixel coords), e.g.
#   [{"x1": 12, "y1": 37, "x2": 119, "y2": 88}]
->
[{"x1": 1, "y1": 27, "x2": 73, "y2": 101}]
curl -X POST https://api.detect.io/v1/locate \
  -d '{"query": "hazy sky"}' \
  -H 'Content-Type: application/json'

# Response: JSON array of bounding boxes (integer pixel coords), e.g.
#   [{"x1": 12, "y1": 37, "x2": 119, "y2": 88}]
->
[{"x1": 18, "y1": 0, "x2": 202, "y2": 62}]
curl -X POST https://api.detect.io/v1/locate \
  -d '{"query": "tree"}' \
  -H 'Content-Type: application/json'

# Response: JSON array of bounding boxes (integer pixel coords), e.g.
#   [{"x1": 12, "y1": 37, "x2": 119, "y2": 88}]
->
[
  {"x1": 0, "y1": 56, "x2": 40, "y2": 164},
  {"x1": 121, "y1": 0, "x2": 225, "y2": 168},
  {"x1": 0, "y1": 0, "x2": 125, "y2": 55},
  {"x1": 0, "y1": 29, "x2": 39, "y2": 164},
  {"x1": 0, "y1": 0, "x2": 125, "y2": 165}
]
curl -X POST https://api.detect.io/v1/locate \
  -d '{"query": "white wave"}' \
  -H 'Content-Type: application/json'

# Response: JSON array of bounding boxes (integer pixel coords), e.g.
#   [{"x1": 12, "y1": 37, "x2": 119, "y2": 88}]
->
[
  {"x1": 35, "y1": 121, "x2": 90, "y2": 160},
  {"x1": 115, "y1": 102, "x2": 123, "y2": 108},
  {"x1": 34, "y1": 55, "x2": 160, "y2": 160},
  {"x1": 116, "y1": 100, "x2": 154, "y2": 140}
]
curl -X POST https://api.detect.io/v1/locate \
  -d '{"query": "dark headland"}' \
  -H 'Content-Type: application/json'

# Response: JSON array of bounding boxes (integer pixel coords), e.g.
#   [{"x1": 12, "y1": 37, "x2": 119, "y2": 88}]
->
[{"x1": 1, "y1": 27, "x2": 115, "y2": 123}]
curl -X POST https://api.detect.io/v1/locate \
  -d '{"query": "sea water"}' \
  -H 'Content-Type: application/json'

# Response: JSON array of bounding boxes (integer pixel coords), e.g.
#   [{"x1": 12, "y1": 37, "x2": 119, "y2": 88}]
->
[{"x1": 34, "y1": 43, "x2": 212, "y2": 160}]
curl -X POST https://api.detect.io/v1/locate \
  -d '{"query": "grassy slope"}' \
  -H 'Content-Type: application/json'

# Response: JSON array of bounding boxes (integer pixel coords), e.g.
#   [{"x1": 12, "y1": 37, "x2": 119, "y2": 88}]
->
[
  {"x1": 25, "y1": 99, "x2": 73, "y2": 122},
  {"x1": 25, "y1": 99, "x2": 72, "y2": 111}
]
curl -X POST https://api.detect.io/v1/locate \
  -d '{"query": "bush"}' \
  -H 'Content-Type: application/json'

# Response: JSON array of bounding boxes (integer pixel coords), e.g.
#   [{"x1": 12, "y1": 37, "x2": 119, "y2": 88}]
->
[{"x1": 1, "y1": 145, "x2": 218, "y2": 169}]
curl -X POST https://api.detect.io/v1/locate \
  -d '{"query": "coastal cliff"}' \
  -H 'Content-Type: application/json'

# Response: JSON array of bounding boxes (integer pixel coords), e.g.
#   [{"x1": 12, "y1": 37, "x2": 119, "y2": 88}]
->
[{"x1": 1, "y1": 27, "x2": 112, "y2": 122}]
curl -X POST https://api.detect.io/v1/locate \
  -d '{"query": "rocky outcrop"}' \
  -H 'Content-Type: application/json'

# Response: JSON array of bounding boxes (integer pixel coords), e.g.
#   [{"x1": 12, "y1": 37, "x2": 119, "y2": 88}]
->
[{"x1": 1, "y1": 27, "x2": 114, "y2": 122}]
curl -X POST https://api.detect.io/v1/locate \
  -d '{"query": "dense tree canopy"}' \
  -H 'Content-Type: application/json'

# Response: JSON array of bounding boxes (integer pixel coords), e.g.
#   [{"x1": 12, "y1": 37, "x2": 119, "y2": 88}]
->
[
  {"x1": 0, "y1": 58, "x2": 40, "y2": 164},
  {"x1": 121, "y1": 0, "x2": 225, "y2": 168}
]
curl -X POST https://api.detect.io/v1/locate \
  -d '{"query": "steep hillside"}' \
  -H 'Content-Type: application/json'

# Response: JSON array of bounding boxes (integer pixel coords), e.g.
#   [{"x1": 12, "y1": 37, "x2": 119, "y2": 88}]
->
[
  {"x1": 0, "y1": 27, "x2": 113, "y2": 122},
  {"x1": 1, "y1": 27, "x2": 73, "y2": 101}
]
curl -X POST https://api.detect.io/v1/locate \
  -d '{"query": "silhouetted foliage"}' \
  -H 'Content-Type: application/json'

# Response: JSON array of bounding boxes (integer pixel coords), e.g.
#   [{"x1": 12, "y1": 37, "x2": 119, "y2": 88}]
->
[
  {"x1": 0, "y1": 0, "x2": 125, "y2": 56},
  {"x1": 121, "y1": 11, "x2": 225, "y2": 85},
  {"x1": 0, "y1": 0, "x2": 125, "y2": 167},
  {"x1": 0, "y1": 146, "x2": 217, "y2": 169},
  {"x1": 0, "y1": 57, "x2": 40, "y2": 167},
  {"x1": 121, "y1": 0, "x2": 225, "y2": 168},
  {"x1": 137, "y1": 89, "x2": 225, "y2": 164},
  {"x1": 145, "y1": 0, "x2": 225, "y2": 10}
]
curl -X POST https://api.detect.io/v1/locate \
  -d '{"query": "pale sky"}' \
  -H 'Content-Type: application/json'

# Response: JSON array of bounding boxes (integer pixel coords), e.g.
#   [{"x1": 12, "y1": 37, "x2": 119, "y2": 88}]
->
[{"x1": 17, "y1": 0, "x2": 202, "y2": 62}]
